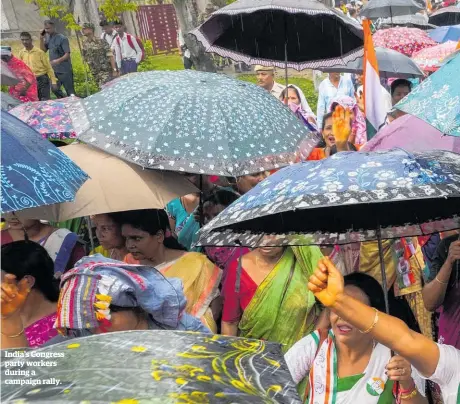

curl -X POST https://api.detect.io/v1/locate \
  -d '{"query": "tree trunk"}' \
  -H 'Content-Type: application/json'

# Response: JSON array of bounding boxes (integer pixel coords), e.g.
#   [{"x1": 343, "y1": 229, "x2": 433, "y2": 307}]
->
[{"x1": 173, "y1": 0, "x2": 216, "y2": 72}]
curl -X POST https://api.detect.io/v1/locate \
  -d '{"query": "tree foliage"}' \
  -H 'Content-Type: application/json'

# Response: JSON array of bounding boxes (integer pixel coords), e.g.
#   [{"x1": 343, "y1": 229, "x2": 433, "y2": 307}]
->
[
  {"x1": 25, "y1": 0, "x2": 80, "y2": 30},
  {"x1": 99, "y1": 0, "x2": 138, "y2": 22}
]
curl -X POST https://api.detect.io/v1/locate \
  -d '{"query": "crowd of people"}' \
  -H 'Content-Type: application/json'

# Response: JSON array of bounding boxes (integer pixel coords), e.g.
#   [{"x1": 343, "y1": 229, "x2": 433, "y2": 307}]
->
[{"x1": 1, "y1": 5, "x2": 460, "y2": 404}]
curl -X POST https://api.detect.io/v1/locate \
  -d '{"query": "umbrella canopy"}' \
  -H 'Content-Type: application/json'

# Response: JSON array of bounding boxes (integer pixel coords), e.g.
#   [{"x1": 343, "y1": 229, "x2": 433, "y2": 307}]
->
[
  {"x1": 197, "y1": 149, "x2": 460, "y2": 247},
  {"x1": 429, "y1": 24, "x2": 460, "y2": 42},
  {"x1": 429, "y1": 6, "x2": 460, "y2": 26},
  {"x1": 16, "y1": 144, "x2": 199, "y2": 222},
  {"x1": 69, "y1": 70, "x2": 319, "y2": 176},
  {"x1": 360, "y1": 0, "x2": 424, "y2": 19},
  {"x1": 412, "y1": 40, "x2": 458, "y2": 71},
  {"x1": 0, "y1": 60, "x2": 19, "y2": 86},
  {"x1": 190, "y1": 0, "x2": 364, "y2": 70},
  {"x1": 9, "y1": 97, "x2": 79, "y2": 144},
  {"x1": 376, "y1": 14, "x2": 436, "y2": 30},
  {"x1": 373, "y1": 26, "x2": 438, "y2": 56},
  {"x1": 322, "y1": 47, "x2": 425, "y2": 78},
  {"x1": 360, "y1": 114, "x2": 460, "y2": 153},
  {"x1": 0, "y1": 111, "x2": 88, "y2": 213},
  {"x1": 1, "y1": 330, "x2": 301, "y2": 403},
  {"x1": 396, "y1": 53, "x2": 460, "y2": 136},
  {"x1": 0, "y1": 92, "x2": 21, "y2": 111}
]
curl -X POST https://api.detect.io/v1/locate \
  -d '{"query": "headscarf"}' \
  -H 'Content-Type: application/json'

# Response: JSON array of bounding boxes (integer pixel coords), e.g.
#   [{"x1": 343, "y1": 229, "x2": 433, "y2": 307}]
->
[
  {"x1": 55, "y1": 254, "x2": 207, "y2": 335},
  {"x1": 329, "y1": 95, "x2": 367, "y2": 145},
  {"x1": 287, "y1": 84, "x2": 315, "y2": 116},
  {"x1": 288, "y1": 102, "x2": 318, "y2": 132}
]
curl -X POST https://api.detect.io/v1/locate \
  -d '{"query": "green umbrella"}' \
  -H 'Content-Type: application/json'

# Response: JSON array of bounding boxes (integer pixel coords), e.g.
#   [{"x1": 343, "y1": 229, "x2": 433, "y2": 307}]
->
[{"x1": 68, "y1": 70, "x2": 319, "y2": 176}]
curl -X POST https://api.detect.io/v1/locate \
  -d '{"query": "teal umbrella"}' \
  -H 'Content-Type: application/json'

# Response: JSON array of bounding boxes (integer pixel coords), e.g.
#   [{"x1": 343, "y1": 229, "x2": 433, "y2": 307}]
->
[
  {"x1": 68, "y1": 70, "x2": 319, "y2": 176},
  {"x1": 395, "y1": 53, "x2": 460, "y2": 137}
]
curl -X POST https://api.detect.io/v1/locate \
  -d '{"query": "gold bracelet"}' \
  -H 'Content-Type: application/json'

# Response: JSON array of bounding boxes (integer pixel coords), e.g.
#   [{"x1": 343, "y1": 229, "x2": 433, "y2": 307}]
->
[
  {"x1": 435, "y1": 275, "x2": 449, "y2": 285},
  {"x1": 1, "y1": 325, "x2": 24, "y2": 338},
  {"x1": 400, "y1": 388, "x2": 418, "y2": 400},
  {"x1": 360, "y1": 308, "x2": 379, "y2": 334}
]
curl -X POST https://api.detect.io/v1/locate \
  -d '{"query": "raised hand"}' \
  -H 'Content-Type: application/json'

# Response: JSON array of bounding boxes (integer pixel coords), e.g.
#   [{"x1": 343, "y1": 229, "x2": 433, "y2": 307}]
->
[
  {"x1": 386, "y1": 355, "x2": 414, "y2": 391},
  {"x1": 332, "y1": 105, "x2": 352, "y2": 144},
  {"x1": 1, "y1": 274, "x2": 31, "y2": 318},
  {"x1": 308, "y1": 257, "x2": 344, "y2": 307}
]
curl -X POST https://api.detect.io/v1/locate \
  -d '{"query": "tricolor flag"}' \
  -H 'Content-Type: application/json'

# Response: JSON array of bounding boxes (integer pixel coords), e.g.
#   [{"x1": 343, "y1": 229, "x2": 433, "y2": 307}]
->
[{"x1": 363, "y1": 19, "x2": 387, "y2": 140}]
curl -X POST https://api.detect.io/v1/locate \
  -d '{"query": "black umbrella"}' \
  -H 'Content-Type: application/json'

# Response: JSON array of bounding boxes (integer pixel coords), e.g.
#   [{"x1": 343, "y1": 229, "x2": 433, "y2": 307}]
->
[
  {"x1": 376, "y1": 14, "x2": 436, "y2": 30},
  {"x1": 1, "y1": 330, "x2": 301, "y2": 403},
  {"x1": 359, "y1": 0, "x2": 425, "y2": 19},
  {"x1": 429, "y1": 6, "x2": 460, "y2": 26},
  {"x1": 322, "y1": 47, "x2": 425, "y2": 78},
  {"x1": 191, "y1": 0, "x2": 364, "y2": 71}
]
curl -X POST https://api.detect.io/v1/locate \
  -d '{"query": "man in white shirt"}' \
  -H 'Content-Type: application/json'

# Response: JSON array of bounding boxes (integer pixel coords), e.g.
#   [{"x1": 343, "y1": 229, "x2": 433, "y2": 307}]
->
[
  {"x1": 112, "y1": 21, "x2": 143, "y2": 75},
  {"x1": 254, "y1": 65, "x2": 285, "y2": 99},
  {"x1": 100, "y1": 20, "x2": 118, "y2": 48}
]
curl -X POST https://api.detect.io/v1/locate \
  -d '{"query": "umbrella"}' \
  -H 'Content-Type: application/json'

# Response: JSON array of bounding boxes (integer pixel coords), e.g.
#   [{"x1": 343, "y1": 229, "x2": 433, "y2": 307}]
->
[
  {"x1": 1, "y1": 330, "x2": 301, "y2": 403},
  {"x1": 396, "y1": 53, "x2": 460, "y2": 136},
  {"x1": 429, "y1": 6, "x2": 460, "y2": 26},
  {"x1": 0, "y1": 92, "x2": 21, "y2": 111},
  {"x1": 197, "y1": 149, "x2": 460, "y2": 248},
  {"x1": 15, "y1": 144, "x2": 199, "y2": 222},
  {"x1": 69, "y1": 70, "x2": 320, "y2": 176},
  {"x1": 429, "y1": 24, "x2": 460, "y2": 42},
  {"x1": 376, "y1": 14, "x2": 436, "y2": 30},
  {"x1": 412, "y1": 40, "x2": 458, "y2": 71},
  {"x1": 0, "y1": 60, "x2": 19, "y2": 86},
  {"x1": 190, "y1": 0, "x2": 364, "y2": 71},
  {"x1": 9, "y1": 97, "x2": 79, "y2": 144},
  {"x1": 322, "y1": 47, "x2": 425, "y2": 78},
  {"x1": 373, "y1": 27, "x2": 438, "y2": 56},
  {"x1": 360, "y1": 114, "x2": 460, "y2": 153},
  {"x1": 0, "y1": 111, "x2": 88, "y2": 213},
  {"x1": 359, "y1": 0, "x2": 424, "y2": 19}
]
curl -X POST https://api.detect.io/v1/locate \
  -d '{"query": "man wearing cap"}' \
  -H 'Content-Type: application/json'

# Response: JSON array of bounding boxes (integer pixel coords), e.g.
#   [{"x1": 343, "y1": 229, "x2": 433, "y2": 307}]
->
[
  {"x1": 82, "y1": 22, "x2": 118, "y2": 88},
  {"x1": 255, "y1": 65, "x2": 285, "y2": 99},
  {"x1": 1, "y1": 46, "x2": 38, "y2": 102}
]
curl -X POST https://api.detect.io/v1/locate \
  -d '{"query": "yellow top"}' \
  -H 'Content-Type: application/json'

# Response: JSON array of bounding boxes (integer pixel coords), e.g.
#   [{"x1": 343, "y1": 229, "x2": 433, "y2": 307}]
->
[{"x1": 18, "y1": 47, "x2": 57, "y2": 84}]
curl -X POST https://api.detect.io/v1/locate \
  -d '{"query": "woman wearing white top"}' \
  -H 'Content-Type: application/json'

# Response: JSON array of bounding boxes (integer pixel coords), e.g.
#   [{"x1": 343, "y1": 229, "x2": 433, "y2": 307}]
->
[{"x1": 307, "y1": 257, "x2": 460, "y2": 404}]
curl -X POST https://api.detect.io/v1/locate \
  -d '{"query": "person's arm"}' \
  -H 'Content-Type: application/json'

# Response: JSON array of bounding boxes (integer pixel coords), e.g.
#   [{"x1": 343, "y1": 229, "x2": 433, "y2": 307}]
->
[
  {"x1": 316, "y1": 83, "x2": 326, "y2": 131},
  {"x1": 51, "y1": 36, "x2": 70, "y2": 66},
  {"x1": 308, "y1": 257, "x2": 440, "y2": 378},
  {"x1": 41, "y1": 51, "x2": 58, "y2": 85},
  {"x1": 132, "y1": 36, "x2": 143, "y2": 64},
  {"x1": 422, "y1": 240, "x2": 459, "y2": 311},
  {"x1": 112, "y1": 41, "x2": 122, "y2": 70},
  {"x1": 104, "y1": 42, "x2": 118, "y2": 76},
  {"x1": 40, "y1": 31, "x2": 47, "y2": 52},
  {"x1": 284, "y1": 334, "x2": 317, "y2": 384},
  {"x1": 221, "y1": 321, "x2": 238, "y2": 336}
]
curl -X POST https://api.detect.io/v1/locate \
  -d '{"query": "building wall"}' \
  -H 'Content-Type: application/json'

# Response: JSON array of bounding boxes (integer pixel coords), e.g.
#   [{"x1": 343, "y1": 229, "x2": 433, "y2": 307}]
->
[{"x1": 0, "y1": 0, "x2": 46, "y2": 39}]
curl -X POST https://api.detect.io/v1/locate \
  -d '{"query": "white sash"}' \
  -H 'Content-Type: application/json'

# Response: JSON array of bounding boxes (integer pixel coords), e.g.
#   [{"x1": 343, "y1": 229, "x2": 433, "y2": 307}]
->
[{"x1": 308, "y1": 333, "x2": 391, "y2": 404}]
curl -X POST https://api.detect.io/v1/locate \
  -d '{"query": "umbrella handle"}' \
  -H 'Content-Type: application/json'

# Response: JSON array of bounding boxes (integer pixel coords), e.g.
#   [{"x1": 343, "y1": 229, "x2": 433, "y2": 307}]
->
[{"x1": 376, "y1": 225, "x2": 391, "y2": 315}]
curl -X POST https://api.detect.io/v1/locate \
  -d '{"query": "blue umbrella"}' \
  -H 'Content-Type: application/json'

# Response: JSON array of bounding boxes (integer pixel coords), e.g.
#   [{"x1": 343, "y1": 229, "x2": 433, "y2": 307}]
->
[
  {"x1": 68, "y1": 70, "x2": 319, "y2": 176},
  {"x1": 198, "y1": 149, "x2": 460, "y2": 248},
  {"x1": 428, "y1": 24, "x2": 460, "y2": 43},
  {"x1": 1, "y1": 111, "x2": 89, "y2": 213},
  {"x1": 395, "y1": 53, "x2": 460, "y2": 137}
]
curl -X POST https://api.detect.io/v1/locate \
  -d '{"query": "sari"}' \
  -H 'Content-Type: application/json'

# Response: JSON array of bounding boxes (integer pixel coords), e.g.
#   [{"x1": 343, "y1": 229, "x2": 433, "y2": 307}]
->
[
  {"x1": 153, "y1": 252, "x2": 221, "y2": 333},
  {"x1": 7, "y1": 56, "x2": 38, "y2": 103},
  {"x1": 166, "y1": 198, "x2": 200, "y2": 251},
  {"x1": 25, "y1": 313, "x2": 58, "y2": 348},
  {"x1": 238, "y1": 246, "x2": 323, "y2": 352}
]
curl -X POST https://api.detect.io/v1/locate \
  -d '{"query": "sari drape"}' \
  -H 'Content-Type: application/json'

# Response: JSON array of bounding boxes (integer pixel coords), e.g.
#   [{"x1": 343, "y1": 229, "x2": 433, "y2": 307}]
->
[
  {"x1": 238, "y1": 246, "x2": 323, "y2": 352},
  {"x1": 158, "y1": 252, "x2": 221, "y2": 333}
]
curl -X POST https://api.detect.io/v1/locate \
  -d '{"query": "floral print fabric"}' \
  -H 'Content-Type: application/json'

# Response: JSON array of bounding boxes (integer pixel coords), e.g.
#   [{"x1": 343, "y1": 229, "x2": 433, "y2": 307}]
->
[
  {"x1": 373, "y1": 27, "x2": 437, "y2": 56},
  {"x1": 198, "y1": 149, "x2": 460, "y2": 247}
]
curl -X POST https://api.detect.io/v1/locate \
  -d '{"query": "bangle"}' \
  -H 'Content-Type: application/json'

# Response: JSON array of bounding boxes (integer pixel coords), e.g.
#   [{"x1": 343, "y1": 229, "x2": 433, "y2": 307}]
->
[
  {"x1": 360, "y1": 308, "x2": 379, "y2": 334},
  {"x1": 1, "y1": 325, "x2": 24, "y2": 338},
  {"x1": 400, "y1": 388, "x2": 418, "y2": 400},
  {"x1": 435, "y1": 275, "x2": 449, "y2": 285}
]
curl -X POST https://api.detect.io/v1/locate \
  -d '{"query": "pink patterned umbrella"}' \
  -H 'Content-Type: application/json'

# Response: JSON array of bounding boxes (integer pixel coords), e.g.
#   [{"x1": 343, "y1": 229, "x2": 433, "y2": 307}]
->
[
  {"x1": 412, "y1": 40, "x2": 458, "y2": 71},
  {"x1": 373, "y1": 27, "x2": 437, "y2": 56}
]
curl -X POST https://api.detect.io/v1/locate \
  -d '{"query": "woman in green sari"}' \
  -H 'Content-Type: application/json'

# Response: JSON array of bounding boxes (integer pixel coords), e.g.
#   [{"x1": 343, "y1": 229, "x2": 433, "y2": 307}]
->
[{"x1": 221, "y1": 245, "x2": 323, "y2": 352}]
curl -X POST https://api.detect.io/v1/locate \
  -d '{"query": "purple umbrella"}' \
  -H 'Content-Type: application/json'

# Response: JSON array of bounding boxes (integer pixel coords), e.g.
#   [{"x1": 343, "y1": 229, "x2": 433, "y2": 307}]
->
[{"x1": 360, "y1": 114, "x2": 460, "y2": 153}]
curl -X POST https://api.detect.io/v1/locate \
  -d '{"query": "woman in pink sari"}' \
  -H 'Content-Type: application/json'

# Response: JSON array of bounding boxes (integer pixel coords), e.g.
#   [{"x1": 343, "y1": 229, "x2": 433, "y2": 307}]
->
[
  {"x1": 1, "y1": 46, "x2": 38, "y2": 103},
  {"x1": 1, "y1": 241, "x2": 58, "y2": 347}
]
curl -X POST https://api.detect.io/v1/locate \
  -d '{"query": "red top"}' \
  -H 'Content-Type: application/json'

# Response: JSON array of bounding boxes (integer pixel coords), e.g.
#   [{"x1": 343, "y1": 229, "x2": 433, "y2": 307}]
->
[{"x1": 221, "y1": 259, "x2": 258, "y2": 323}]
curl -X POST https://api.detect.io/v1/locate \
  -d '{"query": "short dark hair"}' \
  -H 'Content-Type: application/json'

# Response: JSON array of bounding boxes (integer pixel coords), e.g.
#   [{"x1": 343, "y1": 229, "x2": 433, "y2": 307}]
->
[
  {"x1": 344, "y1": 273, "x2": 386, "y2": 312},
  {"x1": 322, "y1": 112, "x2": 333, "y2": 130},
  {"x1": 44, "y1": 20, "x2": 55, "y2": 26},
  {"x1": 20, "y1": 31, "x2": 32, "y2": 39},
  {"x1": 1, "y1": 241, "x2": 59, "y2": 302},
  {"x1": 391, "y1": 79, "x2": 412, "y2": 96},
  {"x1": 113, "y1": 20, "x2": 123, "y2": 26}
]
